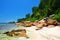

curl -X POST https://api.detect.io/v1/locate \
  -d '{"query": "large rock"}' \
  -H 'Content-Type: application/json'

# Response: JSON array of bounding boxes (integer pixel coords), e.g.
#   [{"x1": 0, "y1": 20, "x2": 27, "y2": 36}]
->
[
  {"x1": 35, "y1": 19, "x2": 47, "y2": 29},
  {"x1": 39, "y1": 19, "x2": 46, "y2": 23},
  {"x1": 16, "y1": 22, "x2": 24, "y2": 26},
  {"x1": 48, "y1": 25, "x2": 55, "y2": 28},
  {"x1": 47, "y1": 20, "x2": 58, "y2": 25},
  {"x1": 57, "y1": 22, "x2": 60, "y2": 26},
  {"x1": 33, "y1": 20, "x2": 39, "y2": 26},
  {"x1": 24, "y1": 21, "x2": 33, "y2": 27},
  {"x1": 3, "y1": 29, "x2": 28, "y2": 38},
  {"x1": 39, "y1": 19, "x2": 47, "y2": 26},
  {"x1": 36, "y1": 24, "x2": 44, "y2": 29}
]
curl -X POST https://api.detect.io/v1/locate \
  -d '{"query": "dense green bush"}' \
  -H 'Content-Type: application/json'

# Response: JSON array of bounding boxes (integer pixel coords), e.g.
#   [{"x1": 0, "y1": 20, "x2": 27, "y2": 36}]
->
[
  {"x1": 17, "y1": 0, "x2": 60, "y2": 22},
  {"x1": 53, "y1": 10, "x2": 60, "y2": 21},
  {"x1": 29, "y1": 17, "x2": 37, "y2": 22}
]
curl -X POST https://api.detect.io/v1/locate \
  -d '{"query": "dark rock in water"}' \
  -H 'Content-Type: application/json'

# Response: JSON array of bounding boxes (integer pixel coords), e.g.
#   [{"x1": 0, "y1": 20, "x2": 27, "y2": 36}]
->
[{"x1": 3, "y1": 29, "x2": 28, "y2": 38}]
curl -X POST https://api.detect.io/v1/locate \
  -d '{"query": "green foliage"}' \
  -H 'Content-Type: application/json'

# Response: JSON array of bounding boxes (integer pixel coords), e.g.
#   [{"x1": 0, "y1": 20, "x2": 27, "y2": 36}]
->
[
  {"x1": 53, "y1": 10, "x2": 60, "y2": 21},
  {"x1": 17, "y1": 0, "x2": 60, "y2": 22},
  {"x1": 26, "y1": 13, "x2": 31, "y2": 18},
  {"x1": 29, "y1": 17, "x2": 37, "y2": 22},
  {"x1": 31, "y1": 7, "x2": 40, "y2": 17},
  {"x1": 17, "y1": 18, "x2": 25, "y2": 22}
]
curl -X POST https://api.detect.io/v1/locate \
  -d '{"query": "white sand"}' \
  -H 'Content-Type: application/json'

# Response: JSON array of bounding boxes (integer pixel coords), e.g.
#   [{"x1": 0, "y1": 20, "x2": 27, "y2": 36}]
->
[
  {"x1": 25, "y1": 26, "x2": 60, "y2": 40},
  {"x1": 0, "y1": 26, "x2": 60, "y2": 40}
]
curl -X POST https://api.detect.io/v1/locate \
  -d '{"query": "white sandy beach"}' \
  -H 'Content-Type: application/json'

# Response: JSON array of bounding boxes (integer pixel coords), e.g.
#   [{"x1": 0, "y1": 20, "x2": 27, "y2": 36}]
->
[
  {"x1": 0, "y1": 26, "x2": 60, "y2": 40},
  {"x1": 25, "y1": 26, "x2": 60, "y2": 40}
]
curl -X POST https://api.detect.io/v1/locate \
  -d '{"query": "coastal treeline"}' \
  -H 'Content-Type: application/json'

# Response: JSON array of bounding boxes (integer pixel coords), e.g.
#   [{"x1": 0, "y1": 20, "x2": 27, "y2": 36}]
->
[{"x1": 17, "y1": 0, "x2": 60, "y2": 22}]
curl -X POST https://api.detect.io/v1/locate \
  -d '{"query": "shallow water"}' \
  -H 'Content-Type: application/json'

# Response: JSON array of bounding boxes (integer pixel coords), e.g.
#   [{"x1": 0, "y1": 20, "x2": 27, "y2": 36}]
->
[
  {"x1": 0, "y1": 23, "x2": 18, "y2": 33},
  {"x1": 0, "y1": 34, "x2": 17, "y2": 40},
  {"x1": 1, "y1": 24, "x2": 60, "y2": 40},
  {"x1": 0, "y1": 34, "x2": 28, "y2": 40},
  {"x1": 0, "y1": 23, "x2": 28, "y2": 40}
]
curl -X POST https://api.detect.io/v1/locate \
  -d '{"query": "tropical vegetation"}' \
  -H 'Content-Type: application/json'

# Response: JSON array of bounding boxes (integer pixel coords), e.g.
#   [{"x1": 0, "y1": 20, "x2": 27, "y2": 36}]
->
[{"x1": 17, "y1": 0, "x2": 60, "y2": 22}]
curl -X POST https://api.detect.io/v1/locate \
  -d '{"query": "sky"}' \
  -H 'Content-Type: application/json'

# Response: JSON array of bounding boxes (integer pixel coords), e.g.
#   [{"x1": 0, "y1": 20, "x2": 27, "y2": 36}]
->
[{"x1": 0, "y1": 0, "x2": 40, "y2": 22}]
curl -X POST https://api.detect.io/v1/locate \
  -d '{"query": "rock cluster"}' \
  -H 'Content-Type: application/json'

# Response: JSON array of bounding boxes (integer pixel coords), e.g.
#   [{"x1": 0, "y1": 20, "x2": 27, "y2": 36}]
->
[
  {"x1": 3, "y1": 19, "x2": 60, "y2": 39},
  {"x1": 3, "y1": 29, "x2": 28, "y2": 38},
  {"x1": 16, "y1": 21, "x2": 33, "y2": 27},
  {"x1": 16, "y1": 19, "x2": 60, "y2": 28}
]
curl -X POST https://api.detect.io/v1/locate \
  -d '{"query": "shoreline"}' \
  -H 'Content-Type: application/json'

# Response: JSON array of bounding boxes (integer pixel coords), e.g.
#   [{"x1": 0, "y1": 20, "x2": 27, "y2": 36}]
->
[
  {"x1": 0, "y1": 19, "x2": 60, "y2": 40},
  {"x1": 0, "y1": 25, "x2": 60, "y2": 40}
]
